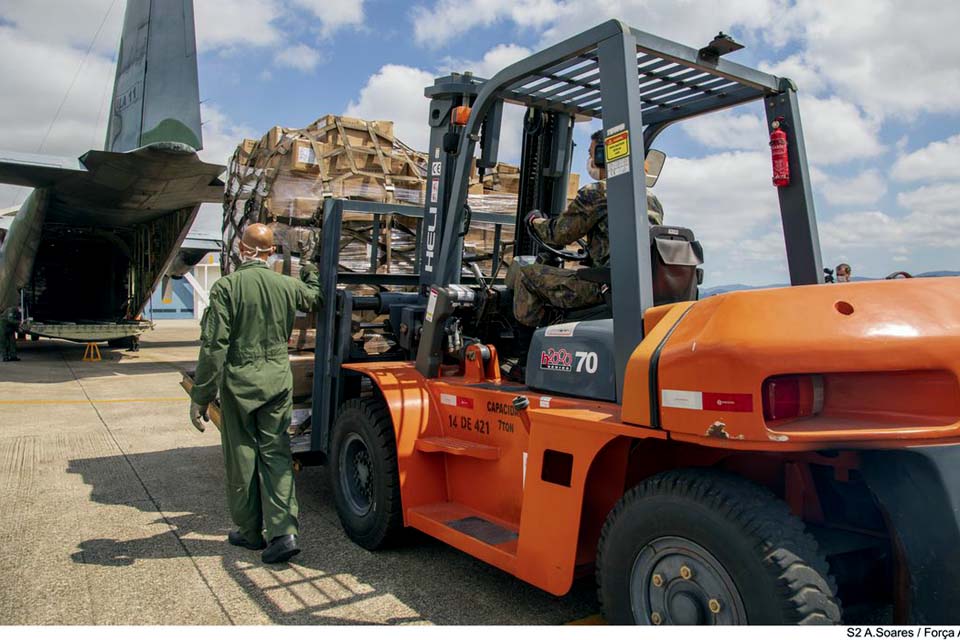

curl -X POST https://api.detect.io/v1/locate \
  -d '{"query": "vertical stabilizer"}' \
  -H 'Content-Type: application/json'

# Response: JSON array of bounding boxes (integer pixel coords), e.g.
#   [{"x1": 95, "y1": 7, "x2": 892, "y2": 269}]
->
[{"x1": 105, "y1": 0, "x2": 203, "y2": 153}]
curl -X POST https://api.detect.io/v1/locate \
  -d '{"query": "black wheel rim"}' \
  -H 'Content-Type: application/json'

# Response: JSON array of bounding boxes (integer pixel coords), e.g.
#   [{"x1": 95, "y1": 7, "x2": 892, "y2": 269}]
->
[
  {"x1": 339, "y1": 432, "x2": 373, "y2": 516},
  {"x1": 629, "y1": 536, "x2": 747, "y2": 625}
]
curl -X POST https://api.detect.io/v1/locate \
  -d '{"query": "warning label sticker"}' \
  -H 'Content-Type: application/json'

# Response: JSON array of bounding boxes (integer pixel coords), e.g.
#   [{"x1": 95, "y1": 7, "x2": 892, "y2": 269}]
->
[
  {"x1": 604, "y1": 129, "x2": 631, "y2": 178},
  {"x1": 605, "y1": 130, "x2": 629, "y2": 161}
]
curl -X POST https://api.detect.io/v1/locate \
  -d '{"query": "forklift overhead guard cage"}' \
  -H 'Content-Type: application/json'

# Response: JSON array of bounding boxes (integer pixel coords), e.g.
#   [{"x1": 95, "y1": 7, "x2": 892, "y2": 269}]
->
[{"x1": 430, "y1": 20, "x2": 823, "y2": 399}]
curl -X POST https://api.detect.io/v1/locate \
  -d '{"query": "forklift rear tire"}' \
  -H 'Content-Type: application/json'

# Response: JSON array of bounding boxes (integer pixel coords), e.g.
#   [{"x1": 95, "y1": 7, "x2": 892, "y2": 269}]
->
[
  {"x1": 330, "y1": 397, "x2": 404, "y2": 550},
  {"x1": 597, "y1": 469, "x2": 841, "y2": 625}
]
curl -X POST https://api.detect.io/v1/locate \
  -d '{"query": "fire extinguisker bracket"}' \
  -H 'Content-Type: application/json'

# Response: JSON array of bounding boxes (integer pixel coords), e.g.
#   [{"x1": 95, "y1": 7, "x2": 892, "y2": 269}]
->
[{"x1": 698, "y1": 32, "x2": 744, "y2": 64}]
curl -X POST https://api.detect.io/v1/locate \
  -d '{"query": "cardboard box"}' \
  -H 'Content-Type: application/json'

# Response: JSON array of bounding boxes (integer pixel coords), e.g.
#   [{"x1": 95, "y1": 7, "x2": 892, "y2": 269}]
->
[
  {"x1": 289, "y1": 353, "x2": 315, "y2": 398},
  {"x1": 289, "y1": 328, "x2": 316, "y2": 351},
  {"x1": 567, "y1": 172, "x2": 581, "y2": 201},
  {"x1": 236, "y1": 138, "x2": 258, "y2": 165},
  {"x1": 290, "y1": 139, "x2": 322, "y2": 173},
  {"x1": 292, "y1": 197, "x2": 321, "y2": 219},
  {"x1": 262, "y1": 125, "x2": 285, "y2": 151}
]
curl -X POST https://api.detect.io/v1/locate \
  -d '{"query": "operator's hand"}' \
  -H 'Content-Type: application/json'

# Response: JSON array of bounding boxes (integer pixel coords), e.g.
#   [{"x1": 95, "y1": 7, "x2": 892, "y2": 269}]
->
[
  {"x1": 299, "y1": 262, "x2": 318, "y2": 281},
  {"x1": 190, "y1": 402, "x2": 210, "y2": 433},
  {"x1": 524, "y1": 209, "x2": 546, "y2": 226}
]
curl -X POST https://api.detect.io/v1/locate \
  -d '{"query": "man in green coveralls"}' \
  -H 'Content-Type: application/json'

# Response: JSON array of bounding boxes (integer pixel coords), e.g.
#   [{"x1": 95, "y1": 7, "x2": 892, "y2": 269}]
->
[{"x1": 189, "y1": 223, "x2": 323, "y2": 563}]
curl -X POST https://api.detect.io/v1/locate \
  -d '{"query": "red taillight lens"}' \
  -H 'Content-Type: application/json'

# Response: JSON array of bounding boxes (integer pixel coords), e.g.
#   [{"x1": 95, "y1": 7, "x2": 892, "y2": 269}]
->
[{"x1": 763, "y1": 375, "x2": 824, "y2": 422}]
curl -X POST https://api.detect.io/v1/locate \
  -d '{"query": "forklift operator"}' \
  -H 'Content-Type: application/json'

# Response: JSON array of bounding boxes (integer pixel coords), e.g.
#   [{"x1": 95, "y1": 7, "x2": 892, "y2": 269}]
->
[{"x1": 513, "y1": 130, "x2": 664, "y2": 327}]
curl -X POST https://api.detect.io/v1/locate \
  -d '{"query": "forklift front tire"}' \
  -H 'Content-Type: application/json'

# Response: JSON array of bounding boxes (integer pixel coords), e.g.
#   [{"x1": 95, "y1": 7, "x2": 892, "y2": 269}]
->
[
  {"x1": 597, "y1": 469, "x2": 841, "y2": 625},
  {"x1": 329, "y1": 397, "x2": 404, "y2": 550}
]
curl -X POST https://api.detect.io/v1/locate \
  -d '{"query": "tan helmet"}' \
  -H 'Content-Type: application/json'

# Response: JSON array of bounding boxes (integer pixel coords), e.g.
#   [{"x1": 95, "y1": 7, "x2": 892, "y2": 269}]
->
[{"x1": 240, "y1": 223, "x2": 275, "y2": 256}]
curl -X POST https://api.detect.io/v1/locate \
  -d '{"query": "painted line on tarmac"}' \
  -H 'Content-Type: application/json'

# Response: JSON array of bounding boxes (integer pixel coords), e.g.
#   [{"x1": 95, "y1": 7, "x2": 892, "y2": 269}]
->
[{"x1": 0, "y1": 397, "x2": 189, "y2": 405}]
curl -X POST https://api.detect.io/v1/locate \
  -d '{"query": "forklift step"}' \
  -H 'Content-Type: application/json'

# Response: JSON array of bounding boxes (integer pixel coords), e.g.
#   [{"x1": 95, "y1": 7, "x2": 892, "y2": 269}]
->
[
  {"x1": 407, "y1": 502, "x2": 518, "y2": 573},
  {"x1": 414, "y1": 436, "x2": 500, "y2": 460}
]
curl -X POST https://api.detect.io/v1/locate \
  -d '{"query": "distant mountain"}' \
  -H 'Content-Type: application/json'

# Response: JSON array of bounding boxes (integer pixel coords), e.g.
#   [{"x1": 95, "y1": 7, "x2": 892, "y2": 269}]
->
[
  {"x1": 701, "y1": 271, "x2": 960, "y2": 297},
  {"x1": 701, "y1": 283, "x2": 782, "y2": 297}
]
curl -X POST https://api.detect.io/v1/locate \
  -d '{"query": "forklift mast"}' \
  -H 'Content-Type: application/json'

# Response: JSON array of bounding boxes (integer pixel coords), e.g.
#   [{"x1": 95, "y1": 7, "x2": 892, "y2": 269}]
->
[
  {"x1": 514, "y1": 110, "x2": 576, "y2": 256},
  {"x1": 418, "y1": 73, "x2": 484, "y2": 290}
]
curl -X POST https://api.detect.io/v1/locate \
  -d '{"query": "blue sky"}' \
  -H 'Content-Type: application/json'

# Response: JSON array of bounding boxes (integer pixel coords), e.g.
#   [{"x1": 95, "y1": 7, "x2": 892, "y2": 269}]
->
[{"x1": 1, "y1": 0, "x2": 958, "y2": 286}]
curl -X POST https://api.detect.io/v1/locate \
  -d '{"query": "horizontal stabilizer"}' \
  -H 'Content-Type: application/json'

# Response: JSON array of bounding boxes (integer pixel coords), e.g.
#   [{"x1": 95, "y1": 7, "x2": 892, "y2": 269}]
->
[{"x1": 0, "y1": 151, "x2": 85, "y2": 189}]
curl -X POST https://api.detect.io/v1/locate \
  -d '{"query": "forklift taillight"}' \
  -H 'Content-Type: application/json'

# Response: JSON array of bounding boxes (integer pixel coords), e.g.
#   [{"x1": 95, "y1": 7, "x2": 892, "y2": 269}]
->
[{"x1": 762, "y1": 375, "x2": 824, "y2": 422}]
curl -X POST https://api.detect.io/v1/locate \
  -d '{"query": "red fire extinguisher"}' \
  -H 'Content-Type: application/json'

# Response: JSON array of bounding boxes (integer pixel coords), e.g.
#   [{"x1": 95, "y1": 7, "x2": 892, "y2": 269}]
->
[{"x1": 770, "y1": 117, "x2": 790, "y2": 187}]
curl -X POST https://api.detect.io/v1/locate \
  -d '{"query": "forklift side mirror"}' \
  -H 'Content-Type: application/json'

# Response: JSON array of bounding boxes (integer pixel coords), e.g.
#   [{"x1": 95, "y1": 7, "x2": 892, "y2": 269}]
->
[{"x1": 645, "y1": 149, "x2": 666, "y2": 188}]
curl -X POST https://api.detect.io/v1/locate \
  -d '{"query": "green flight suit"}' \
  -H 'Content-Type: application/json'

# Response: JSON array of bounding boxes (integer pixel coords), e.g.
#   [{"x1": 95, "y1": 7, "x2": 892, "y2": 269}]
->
[
  {"x1": 190, "y1": 260, "x2": 323, "y2": 543},
  {"x1": 1, "y1": 309, "x2": 19, "y2": 361}
]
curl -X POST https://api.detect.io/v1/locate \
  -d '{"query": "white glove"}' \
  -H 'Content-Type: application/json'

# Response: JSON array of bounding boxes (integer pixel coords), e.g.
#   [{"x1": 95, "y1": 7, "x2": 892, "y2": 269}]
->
[{"x1": 190, "y1": 402, "x2": 210, "y2": 433}]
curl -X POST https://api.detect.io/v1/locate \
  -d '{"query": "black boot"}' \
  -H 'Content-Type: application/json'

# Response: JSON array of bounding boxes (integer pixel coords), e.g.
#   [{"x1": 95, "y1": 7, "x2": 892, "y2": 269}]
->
[
  {"x1": 262, "y1": 534, "x2": 300, "y2": 564},
  {"x1": 228, "y1": 530, "x2": 266, "y2": 550}
]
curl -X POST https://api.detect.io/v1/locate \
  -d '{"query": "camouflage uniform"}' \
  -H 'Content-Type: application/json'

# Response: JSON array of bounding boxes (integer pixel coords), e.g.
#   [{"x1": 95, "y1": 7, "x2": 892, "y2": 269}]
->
[
  {"x1": 513, "y1": 181, "x2": 663, "y2": 327},
  {"x1": 1, "y1": 308, "x2": 21, "y2": 361}
]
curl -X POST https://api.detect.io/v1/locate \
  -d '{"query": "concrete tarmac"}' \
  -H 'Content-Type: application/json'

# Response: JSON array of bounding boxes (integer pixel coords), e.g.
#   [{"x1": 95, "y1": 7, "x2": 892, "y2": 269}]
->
[{"x1": 0, "y1": 320, "x2": 598, "y2": 625}]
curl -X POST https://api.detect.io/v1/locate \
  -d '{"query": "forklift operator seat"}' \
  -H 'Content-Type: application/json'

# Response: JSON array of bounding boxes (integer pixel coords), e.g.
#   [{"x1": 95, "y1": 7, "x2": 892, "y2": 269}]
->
[
  {"x1": 576, "y1": 224, "x2": 703, "y2": 309},
  {"x1": 508, "y1": 225, "x2": 703, "y2": 326},
  {"x1": 649, "y1": 225, "x2": 704, "y2": 305}
]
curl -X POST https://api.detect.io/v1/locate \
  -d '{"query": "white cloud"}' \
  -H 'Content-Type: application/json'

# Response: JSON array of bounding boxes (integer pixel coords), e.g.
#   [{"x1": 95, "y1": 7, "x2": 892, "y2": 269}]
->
[
  {"x1": 777, "y1": 0, "x2": 960, "y2": 120},
  {"x1": 819, "y1": 184, "x2": 960, "y2": 254},
  {"x1": 758, "y1": 54, "x2": 825, "y2": 95},
  {"x1": 345, "y1": 64, "x2": 437, "y2": 151},
  {"x1": 413, "y1": 0, "x2": 795, "y2": 51},
  {"x1": 818, "y1": 210, "x2": 905, "y2": 251},
  {"x1": 443, "y1": 43, "x2": 533, "y2": 78},
  {"x1": 199, "y1": 104, "x2": 256, "y2": 168},
  {"x1": 412, "y1": 0, "x2": 561, "y2": 48},
  {"x1": 656, "y1": 151, "x2": 781, "y2": 252},
  {"x1": 891, "y1": 134, "x2": 960, "y2": 183},
  {"x1": 681, "y1": 108, "x2": 767, "y2": 151},
  {"x1": 801, "y1": 96, "x2": 885, "y2": 165},
  {"x1": 274, "y1": 43, "x2": 324, "y2": 71},
  {"x1": 0, "y1": 25, "x2": 115, "y2": 157},
  {"x1": 0, "y1": 0, "x2": 124, "y2": 54},
  {"x1": 896, "y1": 182, "x2": 960, "y2": 215},
  {"x1": 192, "y1": 0, "x2": 286, "y2": 50},
  {"x1": 291, "y1": 0, "x2": 366, "y2": 36},
  {"x1": 818, "y1": 169, "x2": 887, "y2": 207},
  {"x1": 411, "y1": 0, "x2": 960, "y2": 123}
]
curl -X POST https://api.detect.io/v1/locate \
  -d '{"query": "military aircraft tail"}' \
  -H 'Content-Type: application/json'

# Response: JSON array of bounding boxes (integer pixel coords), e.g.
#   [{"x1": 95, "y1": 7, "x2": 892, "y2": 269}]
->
[{"x1": 104, "y1": 0, "x2": 203, "y2": 153}]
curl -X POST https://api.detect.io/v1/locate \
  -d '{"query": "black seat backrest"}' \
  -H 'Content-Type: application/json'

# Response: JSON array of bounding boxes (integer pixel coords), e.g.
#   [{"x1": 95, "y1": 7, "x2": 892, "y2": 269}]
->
[
  {"x1": 574, "y1": 225, "x2": 703, "y2": 306},
  {"x1": 650, "y1": 225, "x2": 703, "y2": 305}
]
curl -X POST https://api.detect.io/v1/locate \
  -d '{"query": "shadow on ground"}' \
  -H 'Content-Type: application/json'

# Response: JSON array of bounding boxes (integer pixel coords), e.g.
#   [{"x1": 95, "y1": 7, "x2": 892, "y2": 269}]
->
[
  {"x1": 66, "y1": 446, "x2": 598, "y2": 625},
  {"x1": 6, "y1": 340, "x2": 198, "y2": 383}
]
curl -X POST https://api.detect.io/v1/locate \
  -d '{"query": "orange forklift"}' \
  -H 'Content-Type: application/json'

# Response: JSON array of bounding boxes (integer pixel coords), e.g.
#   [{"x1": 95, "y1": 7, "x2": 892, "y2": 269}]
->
[{"x1": 296, "y1": 21, "x2": 960, "y2": 624}]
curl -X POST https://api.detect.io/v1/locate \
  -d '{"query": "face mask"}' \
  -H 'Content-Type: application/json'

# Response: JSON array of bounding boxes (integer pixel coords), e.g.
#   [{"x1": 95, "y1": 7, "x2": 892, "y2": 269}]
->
[
  {"x1": 587, "y1": 156, "x2": 603, "y2": 181},
  {"x1": 240, "y1": 251, "x2": 268, "y2": 264}
]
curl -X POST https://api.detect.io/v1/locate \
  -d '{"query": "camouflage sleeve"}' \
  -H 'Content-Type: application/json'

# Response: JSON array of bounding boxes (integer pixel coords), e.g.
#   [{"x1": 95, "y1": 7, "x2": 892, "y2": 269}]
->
[
  {"x1": 530, "y1": 184, "x2": 604, "y2": 248},
  {"x1": 293, "y1": 263, "x2": 323, "y2": 313},
  {"x1": 647, "y1": 193, "x2": 664, "y2": 226},
  {"x1": 190, "y1": 283, "x2": 231, "y2": 405}
]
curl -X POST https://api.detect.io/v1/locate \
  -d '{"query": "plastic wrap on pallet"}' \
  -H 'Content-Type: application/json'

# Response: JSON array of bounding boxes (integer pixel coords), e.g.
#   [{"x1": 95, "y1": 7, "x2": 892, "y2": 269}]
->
[{"x1": 467, "y1": 193, "x2": 518, "y2": 215}]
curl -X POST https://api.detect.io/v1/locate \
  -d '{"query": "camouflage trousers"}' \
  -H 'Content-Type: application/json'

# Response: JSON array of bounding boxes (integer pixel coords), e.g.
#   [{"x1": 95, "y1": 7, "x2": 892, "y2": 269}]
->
[{"x1": 513, "y1": 263, "x2": 604, "y2": 327}]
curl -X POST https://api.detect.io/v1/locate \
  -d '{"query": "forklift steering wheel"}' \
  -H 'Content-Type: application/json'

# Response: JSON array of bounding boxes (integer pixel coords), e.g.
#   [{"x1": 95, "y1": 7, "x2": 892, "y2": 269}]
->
[{"x1": 524, "y1": 214, "x2": 591, "y2": 262}]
